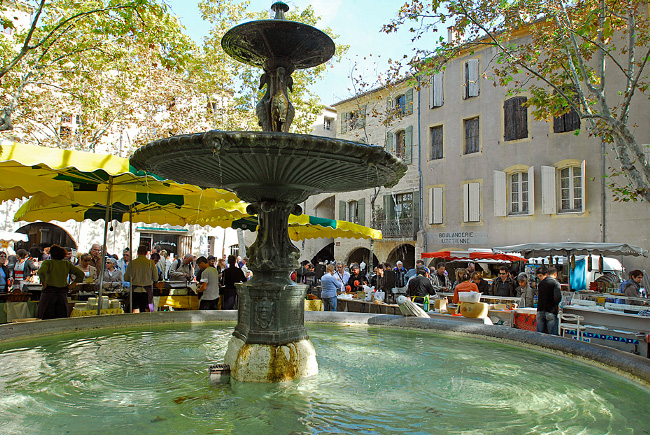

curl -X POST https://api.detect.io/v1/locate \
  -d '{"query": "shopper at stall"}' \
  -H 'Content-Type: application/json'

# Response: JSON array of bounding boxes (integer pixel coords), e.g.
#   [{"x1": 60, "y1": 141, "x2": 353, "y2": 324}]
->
[
  {"x1": 320, "y1": 264, "x2": 342, "y2": 311},
  {"x1": 37, "y1": 244, "x2": 84, "y2": 319},
  {"x1": 12, "y1": 249, "x2": 38, "y2": 291},
  {"x1": 471, "y1": 271, "x2": 490, "y2": 295},
  {"x1": 169, "y1": 253, "x2": 195, "y2": 281},
  {"x1": 124, "y1": 245, "x2": 159, "y2": 313},
  {"x1": 221, "y1": 255, "x2": 246, "y2": 310},
  {"x1": 347, "y1": 263, "x2": 367, "y2": 293},
  {"x1": 536, "y1": 266, "x2": 562, "y2": 335},
  {"x1": 430, "y1": 263, "x2": 451, "y2": 293},
  {"x1": 490, "y1": 266, "x2": 516, "y2": 297},
  {"x1": 394, "y1": 261, "x2": 407, "y2": 288},
  {"x1": 335, "y1": 262, "x2": 350, "y2": 291},
  {"x1": 515, "y1": 273, "x2": 535, "y2": 308},
  {"x1": 407, "y1": 266, "x2": 435, "y2": 303},
  {"x1": 78, "y1": 253, "x2": 98, "y2": 282},
  {"x1": 116, "y1": 248, "x2": 130, "y2": 272},
  {"x1": 196, "y1": 256, "x2": 220, "y2": 310},
  {"x1": 622, "y1": 270, "x2": 644, "y2": 302},
  {"x1": 0, "y1": 251, "x2": 12, "y2": 293},
  {"x1": 88, "y1": 243, "x2": 103, "y2": 271},
  {"x1": 452, "y1": 270, "x2": 479, "y2": 304},
  {"x1": 102, "y1": 257, "x2": 123, "y2": 290}
]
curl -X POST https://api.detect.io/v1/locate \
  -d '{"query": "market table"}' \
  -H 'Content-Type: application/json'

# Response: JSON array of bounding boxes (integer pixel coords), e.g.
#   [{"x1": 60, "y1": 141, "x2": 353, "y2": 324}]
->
[
  {"x1": 513, "y1": 308, "x2": 537, "y2": 331},
  {"x1": 70, "y1": 308, "x2": 124, "y2": 317},
  {"x1": 0, "y1": 301, "x2": 39, "y2": 323},
  {"x1": 304, "y1": 300, "x2": 323, "y2": 311},
  {"x1": 157, "y1": 295, "x2": 199, "y2": 310}
]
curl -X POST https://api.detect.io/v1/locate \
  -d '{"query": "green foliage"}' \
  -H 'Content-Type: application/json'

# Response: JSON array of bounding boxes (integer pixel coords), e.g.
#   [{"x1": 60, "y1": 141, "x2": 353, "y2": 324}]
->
[{"x1": 382, "y1": 0, "x2": 650, "y2": 202}]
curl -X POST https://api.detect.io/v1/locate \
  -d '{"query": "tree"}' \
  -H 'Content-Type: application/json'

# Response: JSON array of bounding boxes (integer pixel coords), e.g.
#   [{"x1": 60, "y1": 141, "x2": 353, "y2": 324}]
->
[
  {"x1": 383, "y1": 0, "x2": 650, "y2": 202},
  {"x1": 0, "y1": 0, "x2": 196, "y2": 153}
]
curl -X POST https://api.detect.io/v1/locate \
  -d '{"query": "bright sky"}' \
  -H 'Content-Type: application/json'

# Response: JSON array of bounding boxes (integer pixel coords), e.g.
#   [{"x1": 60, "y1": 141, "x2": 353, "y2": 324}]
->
[{"x1": 165, "y1": 0, "x2": 437, "y2": 105}]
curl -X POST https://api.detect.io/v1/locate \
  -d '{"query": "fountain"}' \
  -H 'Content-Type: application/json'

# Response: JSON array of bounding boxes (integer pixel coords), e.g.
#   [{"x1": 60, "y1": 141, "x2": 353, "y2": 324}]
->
[{"x1": 129, "y1": 2, "x2": 407, "y2": 382}]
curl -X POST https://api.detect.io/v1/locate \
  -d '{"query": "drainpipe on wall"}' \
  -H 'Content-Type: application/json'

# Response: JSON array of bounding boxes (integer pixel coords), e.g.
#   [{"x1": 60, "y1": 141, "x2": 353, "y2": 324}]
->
[
  {"x1": 417, "y1": 77, "x2": 426, "y2": 254},
  {"x1": 601, "y1": 139, "x2": 606, "y2": 242}
]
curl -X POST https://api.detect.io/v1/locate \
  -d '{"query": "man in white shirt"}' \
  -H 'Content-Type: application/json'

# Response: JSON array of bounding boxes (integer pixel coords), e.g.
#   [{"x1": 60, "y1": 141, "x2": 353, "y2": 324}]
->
[{"x1": 196, "y1": 256, "x2": 220, "y2": 310}]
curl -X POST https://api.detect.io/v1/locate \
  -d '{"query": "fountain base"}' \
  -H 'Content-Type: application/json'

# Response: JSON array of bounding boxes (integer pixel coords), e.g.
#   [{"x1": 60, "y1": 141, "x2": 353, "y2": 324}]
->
[{"x1": 225, "y1": 336, "x2": 318, "y2": 382}]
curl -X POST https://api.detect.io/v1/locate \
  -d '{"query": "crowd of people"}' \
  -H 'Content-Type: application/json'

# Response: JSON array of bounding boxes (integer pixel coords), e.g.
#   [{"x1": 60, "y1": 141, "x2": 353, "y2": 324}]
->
[{"x1": 0, "y1": 243, "x2": 252, "y2": 319}]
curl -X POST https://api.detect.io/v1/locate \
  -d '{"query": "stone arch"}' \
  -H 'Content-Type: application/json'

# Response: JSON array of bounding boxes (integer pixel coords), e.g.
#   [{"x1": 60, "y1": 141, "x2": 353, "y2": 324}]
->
[
  {"x1": 15, "y1": 222, "x2": 77, "y2": 251},
  {"x1": 345, "y1": 247, "x2": 379, "y2": 270},
  {"x1": 311, "y1": 242, "x2": 334, "y2": 264},
  {"x1": 385, "y1": 243, "x2": 415, "y2": 269}
]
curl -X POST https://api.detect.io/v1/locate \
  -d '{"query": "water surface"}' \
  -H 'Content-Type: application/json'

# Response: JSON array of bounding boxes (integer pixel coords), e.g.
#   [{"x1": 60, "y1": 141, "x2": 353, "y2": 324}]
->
[{"x1": 0, "y1": 323, "x2": 647, "y2": 434}]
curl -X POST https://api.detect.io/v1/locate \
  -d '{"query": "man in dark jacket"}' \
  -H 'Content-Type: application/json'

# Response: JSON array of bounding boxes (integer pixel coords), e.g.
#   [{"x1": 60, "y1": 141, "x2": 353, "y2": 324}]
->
[
  {"x1": 221, "y1": 255, "x2": 246, "y2": 310},
  {"x1": 407, "y1": 266, "x2": 435, "y2": 303},
  {"x1": 490, "y1": 266, "x2": 516, "y2": 297},
  {"x1": 536, "y1": 267, "x2": 562, "y2": 335}
]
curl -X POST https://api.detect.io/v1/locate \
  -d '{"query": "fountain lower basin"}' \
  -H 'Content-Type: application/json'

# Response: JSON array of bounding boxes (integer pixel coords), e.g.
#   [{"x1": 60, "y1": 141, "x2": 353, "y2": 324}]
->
[{"x1": 1, "y1": 312, "x2": 649, "y2": 433}]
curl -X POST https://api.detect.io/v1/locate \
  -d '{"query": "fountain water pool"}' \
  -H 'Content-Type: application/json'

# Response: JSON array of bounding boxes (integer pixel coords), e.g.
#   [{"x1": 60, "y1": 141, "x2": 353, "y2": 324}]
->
[{"x1": 1, "y1": 318, "x2": 648, "y2": 434}]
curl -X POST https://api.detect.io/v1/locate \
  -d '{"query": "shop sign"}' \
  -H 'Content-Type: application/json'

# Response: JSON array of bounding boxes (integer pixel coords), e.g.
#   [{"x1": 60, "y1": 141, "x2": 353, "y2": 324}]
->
[{"x1": 432, "y1": 231, "x2": 488, "y2": 245}]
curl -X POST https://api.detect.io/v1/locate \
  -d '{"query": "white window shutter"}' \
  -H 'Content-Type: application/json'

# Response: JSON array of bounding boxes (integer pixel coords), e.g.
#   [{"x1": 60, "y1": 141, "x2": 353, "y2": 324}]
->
[
  {"x1": 541, "y1": 166, "x2": 557, "y2": 215},
  {"x1": 580, "y1": 159, "x2": 586, "y2": 213},
  {"x1": 430, "y1": 73, "x2": 443, "y2": 108},
  {"x1": 428, "y1": 187, "x2": 434, "y2": 225},
  {"x1": 433, "y1": 187, "x2": 443, "y2": 224},
  {"x1": 493, "y1": 170, "x2": 507, "y2": 217},
  {"x1": 469, "y1": 182, "x2": 480, "y2": 221},
  {"x1": 527, "y1": 166, "x2": 535, "y2": 215},
  {"x1": 463, "y1": 183, "x2": 470, "y2": 222},
  {"x1": 468, "y1": 59, "x2": 480, "y2": 97}
]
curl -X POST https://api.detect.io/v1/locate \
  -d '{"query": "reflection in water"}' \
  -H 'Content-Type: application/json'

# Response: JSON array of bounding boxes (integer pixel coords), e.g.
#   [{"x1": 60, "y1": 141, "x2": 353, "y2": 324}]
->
[{"x1": 0, "y1": 323, "x2": 648, "y2": 434}]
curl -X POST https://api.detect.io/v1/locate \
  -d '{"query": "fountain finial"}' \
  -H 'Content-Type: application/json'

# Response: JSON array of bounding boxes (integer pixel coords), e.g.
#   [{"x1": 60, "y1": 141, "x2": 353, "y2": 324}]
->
[{"x1": 271, "y1": 2, "x2": 289, "y2": 20}]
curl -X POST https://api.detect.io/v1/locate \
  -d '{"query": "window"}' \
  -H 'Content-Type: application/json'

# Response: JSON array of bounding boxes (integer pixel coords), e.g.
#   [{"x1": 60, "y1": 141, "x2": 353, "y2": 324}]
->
[
  {"x1": 430, "y1": 125, "x2": 443, "y2": 160},
  {"x1": 560, "y1": 166, "x2": 583, "y2": 212},
  {"x1": 75, "y1": 115, "x2": 83, "y2": 126},
  {"x1": 463, "y1": 59, "x2": 480, "y2": 99},
  {"x1": 510, "y1": 171, "x2": 529, "y2": 214},
  {"x1": 553, "y1": 107, "x2": 581, "y2": 133},
  {"x1": 339, "y1": 198, "x2": 365, "y2": 225},
  {"x1": 386, "y1": 126, "x2": 413, "y2": 164},
  {"x1": 59, "y1": 126, "x2": 72, "y2": 138},
  {"x1": 493, "y1": 168, "x2": 535, "y2": 216},
  {"x1": 207, "y1": 101, "x2": 218, "y2": 113},
  {"x1": 389, "y1": 89, "x2": 414, "y2": 116},
  {"x1": 504, "y1": 96, "x2": 528, "y2": 141},
  {"x1": 323, "y1": 117, "x2": 333, "y2": 130},
  {"x1": 348, "y1": 200, "x2": 359, "y2": 223},
  {"x1": 462, "y1": 182, "x2": 481, "y2": 222},
  {"x1": 394, "y1": 192, "x2": 413, "y2": 219},
  {"x1": 229, "y1": 244, "x2": 239, "y2": 257},
  {"x1": 429, "y1": 73, "x2": 444, "y2": 108},
  {"x1": 464, "y1": 117, "x2": 479, "y2": 154},
  {"x1": 61, "y1": 114, "x2": 72, "y2": 123},
  {"x1": 428, "y1": 187, "x2": 444, "y2": 225},
  {"x1": 541, "y1": 161, "x2": 586, "y2": 214},
  {"x1": 340, "y1": 106, "x2": 366, "y2": 133}
]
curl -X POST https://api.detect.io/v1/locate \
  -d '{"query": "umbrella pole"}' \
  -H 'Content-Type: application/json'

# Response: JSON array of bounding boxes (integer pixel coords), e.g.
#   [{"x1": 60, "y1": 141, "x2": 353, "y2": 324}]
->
[
  {"x1": 129, "y1": 206, "x2": 133, "y2": 313},
  {"x1": 97, "y1": 177, "x2": 112, "y2": 316}
]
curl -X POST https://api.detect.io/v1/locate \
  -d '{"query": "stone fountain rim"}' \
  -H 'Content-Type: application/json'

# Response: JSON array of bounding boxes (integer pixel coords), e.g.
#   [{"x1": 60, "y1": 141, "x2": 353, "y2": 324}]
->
[{"x1": 1, "y1": 311, "x2": 648, "y2": 387}]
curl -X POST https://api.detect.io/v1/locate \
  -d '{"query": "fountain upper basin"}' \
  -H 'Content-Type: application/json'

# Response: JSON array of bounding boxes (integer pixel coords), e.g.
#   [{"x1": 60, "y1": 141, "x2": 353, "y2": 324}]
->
[{"x1": 130, "y1": 130, "x2": 407, "y2": 204}]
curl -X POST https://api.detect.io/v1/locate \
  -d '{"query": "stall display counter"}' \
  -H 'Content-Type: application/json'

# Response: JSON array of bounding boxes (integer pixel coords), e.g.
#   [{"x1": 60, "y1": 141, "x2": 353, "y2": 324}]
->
[
  {"x1": 0, "y1": 301, "x2": 39, "y2": 323},
  {"x1": 70, "y1": 308, "x2": 124, "y2": 317},
  {"x1": 157, "y1": 295, "x2": 199, "y2": 310},
  {"x1": 336, "y1": 298, "x2": 401, "y2": 315}
]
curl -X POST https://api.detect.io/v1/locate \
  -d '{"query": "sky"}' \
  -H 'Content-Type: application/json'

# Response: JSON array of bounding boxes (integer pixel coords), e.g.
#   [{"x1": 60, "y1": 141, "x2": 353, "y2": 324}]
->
[{"x1": 164, "y1": 0, "x2": 437, "y2": 105}]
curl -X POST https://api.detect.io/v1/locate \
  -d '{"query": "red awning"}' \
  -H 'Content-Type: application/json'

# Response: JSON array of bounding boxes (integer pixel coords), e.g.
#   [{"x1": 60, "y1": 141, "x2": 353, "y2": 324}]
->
[{"x1": 421, "y1": 250, "x2": 525, "y2": 262}]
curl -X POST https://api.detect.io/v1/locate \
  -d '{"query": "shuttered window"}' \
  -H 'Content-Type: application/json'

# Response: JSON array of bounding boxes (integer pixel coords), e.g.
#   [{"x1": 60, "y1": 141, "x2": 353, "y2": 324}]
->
[
  {"x1": 428, "y1": 187, "x2": 444, "y2": 225},
  {"x1": 464, "y1": 59, "x2": 480, "y2": 99},
  {"x1": 510, "y1": 171, "x2": 529, "y2": 214},
  {"x1": 464, "y1": 117, "x2": 479, "y2": 154},
  {"x1": 348, "y1": 200, "x2": 359, "y2": 223},
  {"x1": 392, "y1": 126, "x2": 413, "y2": 164},
  {"x1": 430, "y1": 125, "x2": 443, "y2": 160},
  {"x1": 559, "y1": 162, "x2": 585, "y2": 212},
  {"x1": 541, "y1": 166, "x2": 557, "y2": 214},
  {"x1": 553, "y1": 108, "x2": 581, "y2": 133},
  {"x1": 504, "y1": 96, "x2": 528, "y2": 141},
  {"x1": 429, "y1": 73, "x2": 444, "y2": 108},
  {"x1": 463, "y1": 182, "x2": 481, "y2": 222}
]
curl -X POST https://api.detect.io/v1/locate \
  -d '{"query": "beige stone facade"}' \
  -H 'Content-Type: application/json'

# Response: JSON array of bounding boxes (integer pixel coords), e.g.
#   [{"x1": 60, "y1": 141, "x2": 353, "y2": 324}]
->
[{"x1": 304, "y1": 40, "x2": 650, "y2": 272}]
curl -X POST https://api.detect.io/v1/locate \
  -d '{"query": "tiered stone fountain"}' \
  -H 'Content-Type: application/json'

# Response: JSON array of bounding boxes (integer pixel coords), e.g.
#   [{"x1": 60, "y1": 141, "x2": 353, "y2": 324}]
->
[{"x1": 130, "y1": 2, "x2": 407, "y2": 382}]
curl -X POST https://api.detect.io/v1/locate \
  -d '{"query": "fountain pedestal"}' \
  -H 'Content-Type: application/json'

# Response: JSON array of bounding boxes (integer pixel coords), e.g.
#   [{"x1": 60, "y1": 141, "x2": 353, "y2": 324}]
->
[{"x1": 129, "y1": 2, "x2": 407, "y2": 383}]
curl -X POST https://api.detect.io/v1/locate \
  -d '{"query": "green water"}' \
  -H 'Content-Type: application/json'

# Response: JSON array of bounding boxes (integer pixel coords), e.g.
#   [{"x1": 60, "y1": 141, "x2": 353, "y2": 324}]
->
[{"x1": 0, "y1": 323, "x2": 648, "y2": 434}]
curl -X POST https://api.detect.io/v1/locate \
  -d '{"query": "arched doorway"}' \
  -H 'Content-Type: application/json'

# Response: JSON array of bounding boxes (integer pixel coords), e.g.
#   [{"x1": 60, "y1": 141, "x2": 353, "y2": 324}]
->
[
  {"x1": 386, "y1": 244, "x2": 415, "y2": 269},
  {"x1": 15, "y1": 222, "x2": 77, "y2": 251},
  {"x1": 346, "y1": 247, "x2": 378, "y2": 270},
  {"x1": 311, "y1": 242, "x2": 334, "y2": 264}
]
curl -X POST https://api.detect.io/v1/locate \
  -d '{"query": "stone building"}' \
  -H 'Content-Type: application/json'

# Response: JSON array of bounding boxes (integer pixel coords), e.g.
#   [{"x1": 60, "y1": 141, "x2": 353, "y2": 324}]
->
[{"x1": 303, "y1": 37, "x2": 650, "y2": 272}]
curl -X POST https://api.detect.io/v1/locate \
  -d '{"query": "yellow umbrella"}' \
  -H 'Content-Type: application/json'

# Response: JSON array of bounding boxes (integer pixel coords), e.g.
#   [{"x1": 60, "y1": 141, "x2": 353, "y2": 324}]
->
[{"x1": 0, "y1": 141, "x2": 239, "y2": 202}]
